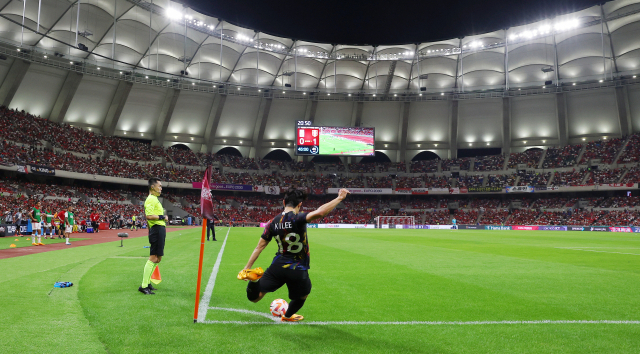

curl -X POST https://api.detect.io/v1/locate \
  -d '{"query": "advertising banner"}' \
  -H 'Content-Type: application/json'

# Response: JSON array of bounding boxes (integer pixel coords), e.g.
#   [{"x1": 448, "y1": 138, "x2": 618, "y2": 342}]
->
[
  {"x1": 327, "y1": 188, "x2": 393, "y2": 195},
  {"x1": 265, "y1": 186, "x2": 281, "y2": 195},
  {"x1": 468, "y1": 187, "x2": 503, "y2": 193},
  {"x1": 485, "y1": 226, "x2": 513, "y2": 230},
  {"x1": 459, "y1": 225, "x2": 482, "y2": 229},
  {"x1": 511, "y1": 225, "x2": 540, "y2": 230},
  {"x1": 539, "y1": 226, "x2": 568, "y2": 231},
  {"x1": 28, "y1": 164, "x2": 55, "y2": 175},
  {"x1": 506, "y1": 186, "x2": 534, "y2": 193},
  {"x1": 569, "y1": 226, "x2": 587, "y2": 231},
  {"x1": 402, "y1": 225, "x2": 431, "y2": 229},
  {"x1": 606, "y1": 183, "x2": 635, "y2": 188},
  {"x1": 395, "y1": 188, "x2": 412, "y2": 195},
  {"x1": 253, "y1": 185, "x2": 264, "y2": 192},
  {"x1": 317, "y1": 224, "x2": 376, "y2": 229},
  {"x1": 609, "y1": 227, "x2": 633, "y2": 232},
  {"x1": 208, "y1": 183, "x2": 254, "y2": 191},
  {"x1": 17, "y1": 165, "x2": 27, "y2": 173},
  {"x1": 449, "y1": 188, "x2": 460, "y2": 195},
  {"x1": 428, "y1": 225, "x2": 455, "y2": 229},
  {"x1": 536, "y1": 186, "x2": 559, "y2": 191},
  {"x1": 411, "y1": 188, "x2": 429, "y2": 195},
  {"x1": 0, "y1": 224, "x2": 17, "y2": 236},
  {"x1": 311, "y1": 188, "x2": 325, "y2": 195},
  {"x1": 588, "y1": 226, "x2": 610, "y2": 232}
]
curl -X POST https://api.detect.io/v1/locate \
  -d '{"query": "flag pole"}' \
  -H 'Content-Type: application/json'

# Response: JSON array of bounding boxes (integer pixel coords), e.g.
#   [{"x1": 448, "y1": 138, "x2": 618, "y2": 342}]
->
[{"x1": 193, "y1": 218, "x2": 207, "y2": 323}]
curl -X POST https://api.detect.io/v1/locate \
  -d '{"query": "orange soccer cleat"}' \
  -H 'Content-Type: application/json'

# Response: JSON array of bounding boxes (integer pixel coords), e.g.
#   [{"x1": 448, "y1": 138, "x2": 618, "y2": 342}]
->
[
  {"x1": 281, "y1": 314, "x2": 304, "y2": 322},
  {"x1": 237, "y1": 267, "x2": 264, "y2": 281}
]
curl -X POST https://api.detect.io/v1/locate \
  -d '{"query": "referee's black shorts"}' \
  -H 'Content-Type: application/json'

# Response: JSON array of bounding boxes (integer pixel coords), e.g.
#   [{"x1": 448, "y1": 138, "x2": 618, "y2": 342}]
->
[
  {"x1": 259, "y1": 265, "x2": 312, "y2": 300},
  {"x1": 148, "y1": 225, "x2": 166, "y2": 256}
]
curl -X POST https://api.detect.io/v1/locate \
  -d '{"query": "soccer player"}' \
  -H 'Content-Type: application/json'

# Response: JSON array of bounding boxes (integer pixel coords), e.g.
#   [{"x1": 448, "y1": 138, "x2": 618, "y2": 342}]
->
[
  {"x1": 64, "y1": 206, "x2": 75, "y2": 245},
  {"x1": 131, "y1": 215, "x2": 137, "y2": 231},
  {"x1": 90, "y1": 209, "x2": 100, "y2": 233},
  {"x1": 139, "y1": 178, "x2": 167, "y2": 295},
  {"x1": 43, "y1": 209, "x2": 54, "y2": 239},
  {"x1": 452, "y1": 217, "x2": 457, "y2": 230},
  {"x1": 207, "y1": 215, "x2": 220, "y2": 241},
  {"x1": 238, "y1": 188, "x2": 350, "y2": 322},
  {"x1": 55, "y1": 209, "x2": 67, "y2": 239},
  {"x1": 28, "y1": 201, "x2": 44, "y2": 246}
]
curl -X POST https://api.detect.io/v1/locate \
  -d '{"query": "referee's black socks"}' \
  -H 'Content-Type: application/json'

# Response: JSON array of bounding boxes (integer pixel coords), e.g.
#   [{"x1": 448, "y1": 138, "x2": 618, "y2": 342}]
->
[{"x1": 284, "y1": 298, "x2": 306, "y2": 318}]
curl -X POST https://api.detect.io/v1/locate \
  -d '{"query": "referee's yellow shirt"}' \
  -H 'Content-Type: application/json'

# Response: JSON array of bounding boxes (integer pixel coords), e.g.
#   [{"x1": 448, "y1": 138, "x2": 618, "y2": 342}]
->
[{"x1": 145, "y1": 194, "x2": 166, "y2": 227}]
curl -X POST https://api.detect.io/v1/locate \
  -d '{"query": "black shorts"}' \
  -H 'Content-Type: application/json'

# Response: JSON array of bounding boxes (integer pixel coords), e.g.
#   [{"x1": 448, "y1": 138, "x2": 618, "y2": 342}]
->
[
  {"x1": 148, "y1": 225, "x2": 166, "y2": 256},
  {"x1": 259, "y1": 265, "x2": 312, "y2": 300}
]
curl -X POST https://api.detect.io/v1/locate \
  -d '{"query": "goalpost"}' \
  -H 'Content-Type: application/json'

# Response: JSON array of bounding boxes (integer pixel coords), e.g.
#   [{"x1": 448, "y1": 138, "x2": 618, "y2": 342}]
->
[{"x1": 375, "y1": 216, "x2": 415, "y2": 229}]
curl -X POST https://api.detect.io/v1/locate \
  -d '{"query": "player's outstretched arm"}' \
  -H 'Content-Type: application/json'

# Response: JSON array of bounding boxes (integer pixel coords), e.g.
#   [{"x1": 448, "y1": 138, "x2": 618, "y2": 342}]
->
[
  {"x1": 306, "y1": 188, "x2": 350, "y2": 222},
  {"x1": 243, "y1": 237, "x2": 269, "y2": 270}
]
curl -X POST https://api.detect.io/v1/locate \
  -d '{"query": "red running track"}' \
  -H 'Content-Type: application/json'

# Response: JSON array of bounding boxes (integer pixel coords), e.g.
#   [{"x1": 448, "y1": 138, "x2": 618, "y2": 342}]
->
[{"x1": 0, "y1": 226, "x2": 197, "y2": 260}]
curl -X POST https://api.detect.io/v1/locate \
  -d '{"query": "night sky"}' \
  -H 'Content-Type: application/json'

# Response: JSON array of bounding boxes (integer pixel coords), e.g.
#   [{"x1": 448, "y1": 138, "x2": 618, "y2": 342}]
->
[{"x1": 179, "y1": 0, "x2": 606, "y2": 45}]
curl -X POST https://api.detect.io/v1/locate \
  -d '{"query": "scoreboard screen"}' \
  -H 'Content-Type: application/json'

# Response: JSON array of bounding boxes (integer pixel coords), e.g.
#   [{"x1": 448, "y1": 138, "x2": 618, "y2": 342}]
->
[{"x1": 295, "y1": 124, "x2": 375, "y2": 156}]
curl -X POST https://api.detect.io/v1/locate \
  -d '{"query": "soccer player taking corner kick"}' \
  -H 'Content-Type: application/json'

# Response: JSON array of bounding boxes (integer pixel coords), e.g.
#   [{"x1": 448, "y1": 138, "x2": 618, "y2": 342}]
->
[
  {"x1": 238, "y1": 188, "x2": 350, "y2": 322},
  {"x1": 139, "y1": 178, "x2": 167, "y2": 295}
]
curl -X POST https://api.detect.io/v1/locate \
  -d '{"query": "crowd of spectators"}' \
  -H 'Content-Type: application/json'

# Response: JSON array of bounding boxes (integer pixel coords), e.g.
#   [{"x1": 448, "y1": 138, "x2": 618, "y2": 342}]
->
[
  {"x1": 508, "y1": 209, "x2": 540, "y2": 225},
  {"x1": 552, "y1": 170, "x2": 588, "y2": 186},
  {"x1": 617, "y1": 134, "x2": 640, "y2": 164},
  {"x1": 584, "y1": 168, "x2": 624, "y2": 185},
  {"x1": 517, "y1": 171, "x2": 550, "y2": 186},
  {"x1": 457, "y1": 175, "x2": 483, "y2": 188},
  {"x1": 336, "y1": 176, "x2": 366, "y2": 188},
  {"x1": 225, "y1": 172, "x2": 254, "y2": 185},
  {"x1": 479, "y1": 210, "x2": 509, "y2": 225},
  {"x1": 453, "y1": 210, "x2": 479, "y2": 224},
  {"x1": 542, "y1": 145, "x2": 582, "y2": 168},
  {"x1": 442, "y1": 158, "x2": 471, "y2": 171},
  {"x1": 290, "y1": 162, "x2": 314, "y2": 172},
  {"x1": 317, "y1": 163, "x2": 345, "y2": 172},
  {"x1": 379, "y1": 162, "x2": 406, "y2": 172},
  {"x1": 486, "y1": 174, "x2": 515, "y2": 188},
  {"x1": 580, "y1": 138, "x2": 624, "y2": 165},
  {"x1": 474, "y1": 155, "x2": 505, "y2": 171},
  {"x1": 410, "y1": 160, "x2": 438, "y2": 173},
  {"x1": 424, "y1": 175, "x2": 450, "y2": 188},
  {"x1": 252, "y1": 173, "x2": 281, "y2": 186},
  {"x1": 424, "y1": 210, "x2": 450, "y2": 224},
  {"x1": 596, "y1": 210, "x2": 640, "y2": 226},
  {"x1": 366, "y1": 176, "x2": 393, "y2": 188},
  {"x1": 598, "y1": 196, "x2": 640, "y2": 208},
  {"x1": 224, "y1": 156, "x2": 260, "y2": 170},
  {"x1": 167, "y1": 146, "x2": 201, "y2": 166},
  {"x1": 395, "y1": 177, "x2": 423, "y2": 188},
  {"x1": 349, "y1": 163, "x2": 375, "y2": 173},
  {"x1": 535, "y1": 211, "x2": 567, "y2": 225},
  {"x1": 508, "y1": 150, "x2": 542, "y2": 169}
]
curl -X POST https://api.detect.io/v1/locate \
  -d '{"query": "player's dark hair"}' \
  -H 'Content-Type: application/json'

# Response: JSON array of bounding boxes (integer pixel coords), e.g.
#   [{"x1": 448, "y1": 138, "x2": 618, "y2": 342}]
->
[
  {"x1": 148, "y1": 178, "x2": 160, "y2": 190},
  {"x1": 283, "y1": 188, "x2": 307, "y2": 207}
]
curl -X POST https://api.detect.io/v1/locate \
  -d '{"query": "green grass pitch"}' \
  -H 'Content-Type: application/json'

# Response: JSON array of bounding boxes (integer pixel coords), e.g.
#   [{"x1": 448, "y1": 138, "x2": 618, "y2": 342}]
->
[
  {"x1": 1, "y1": 227, "x2": 640, "y2": 353},
  {"x1": 319, "y1": 135, "x2": 373, "y2": 155}
]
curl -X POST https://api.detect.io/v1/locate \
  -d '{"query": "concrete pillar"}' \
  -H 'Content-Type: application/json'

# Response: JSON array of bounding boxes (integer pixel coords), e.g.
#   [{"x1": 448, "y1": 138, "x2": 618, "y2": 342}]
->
[
  {"x1": 0, "y1": 59, "x2": 30, "y2": 107},
  {"x1": 449, "y1": 100, "x2": 459, "y2": 159},
  {"x1": 349, "y1": 101, "x2": 363, "y2": 164},
  {"x1": 555, "y1": 92, "x2": 568, "y2": 146},
  {"x1": 153, "y1": 89, "x2": 180, "y2": 146},
  {"x1": 397, "y1": 102, "x2": 410, "y2": 162},
  {"x1": 502, "y1": 97, "x2": 511, "y2": 155},
  {"x1": 615, "y1": 86, "x2": 631, "y2": 137},
  {"x1": 203, "y1": 93, "x2": 225, "y2": 153},
  {"x1": 304, "y1": 100, "x2": 317, "y2": 121},
  {"x1": 252, "y1": 98, "x2": 272, "y2": 159},
  {"x1": 49, "y1": 71, "x2": 83, "y2": 123},
  {"x1": 102, "y1": 80, "x2": 133, "y2": 136}
]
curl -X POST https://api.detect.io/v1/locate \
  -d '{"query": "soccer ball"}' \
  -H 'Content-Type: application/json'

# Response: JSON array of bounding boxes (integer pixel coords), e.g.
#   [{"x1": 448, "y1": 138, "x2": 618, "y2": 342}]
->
[{"x1": 270, "y1": 299, "x2": 288, "y2": 317}]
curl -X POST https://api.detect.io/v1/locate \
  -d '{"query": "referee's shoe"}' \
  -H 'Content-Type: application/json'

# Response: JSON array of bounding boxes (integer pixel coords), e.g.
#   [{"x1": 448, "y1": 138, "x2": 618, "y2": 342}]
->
[{"x1": 138, "y1": 286, "x2": 155, "y2": 295}]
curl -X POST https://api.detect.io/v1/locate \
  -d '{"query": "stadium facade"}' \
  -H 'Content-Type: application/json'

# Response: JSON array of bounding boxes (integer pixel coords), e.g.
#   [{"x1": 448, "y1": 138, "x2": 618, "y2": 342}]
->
[{"x1": 0, "y1": 0, "x2": 638, "y2": 162}]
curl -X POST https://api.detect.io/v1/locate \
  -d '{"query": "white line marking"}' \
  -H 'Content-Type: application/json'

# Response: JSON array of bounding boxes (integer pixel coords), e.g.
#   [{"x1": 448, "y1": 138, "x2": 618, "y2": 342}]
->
[
  {"x1": 196, "y1": 227, "x2": 231, "y2": 322},
  {"x1": 199, "y1": 319, "x2": 640, "y2": 326},
  {"x1": 555, "y1": 248, "x2": 640, "y2": 256},
  {"x1": 208, "y1": 307, "x2": 280, "y2": 321}
]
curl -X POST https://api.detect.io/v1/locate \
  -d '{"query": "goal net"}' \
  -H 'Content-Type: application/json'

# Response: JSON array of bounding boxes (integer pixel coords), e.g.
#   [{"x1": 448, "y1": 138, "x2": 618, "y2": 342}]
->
[{"x1": 375, "y1": 216, "x2": 415, "y2": 229}]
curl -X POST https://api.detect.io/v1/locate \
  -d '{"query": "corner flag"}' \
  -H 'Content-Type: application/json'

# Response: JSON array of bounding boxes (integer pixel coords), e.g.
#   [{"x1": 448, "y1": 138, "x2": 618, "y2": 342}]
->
[{"x1": 194, "y1": 166, "x2": 214, "y2": 323}]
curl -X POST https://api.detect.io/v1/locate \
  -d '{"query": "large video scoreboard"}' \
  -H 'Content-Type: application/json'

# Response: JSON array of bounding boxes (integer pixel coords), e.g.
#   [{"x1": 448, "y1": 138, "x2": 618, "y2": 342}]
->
[{"x1": 295, "y1": 121, "x2": 375, "y2": 156}]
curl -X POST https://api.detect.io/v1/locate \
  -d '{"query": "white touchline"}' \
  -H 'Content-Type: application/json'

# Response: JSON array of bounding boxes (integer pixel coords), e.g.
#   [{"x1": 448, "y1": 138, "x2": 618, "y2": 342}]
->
[
  {"x1": 208, "y1": 307, "x2": 280, "y2": 321},
  {"x1": 555, "y1": 247, "x2": 640, "y2": 256},
  {"x1": 197, "y1": 227, "x2": 231, "y2": 322},
  {"x1": 200, "y1": 319, "x2": 640, "y2": 326}
]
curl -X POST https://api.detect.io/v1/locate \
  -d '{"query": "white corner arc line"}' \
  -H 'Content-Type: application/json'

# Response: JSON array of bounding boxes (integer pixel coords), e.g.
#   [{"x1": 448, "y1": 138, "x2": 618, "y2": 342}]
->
[
  {"x1": 197, "y1": 227, "x2": 231, "y2": 322},
  {"x1": 199, "y1": 319, "x2": 640, "y2": 326},
  {"x1": 208, "y1": 307, "x2": 280, "y2": 321}
]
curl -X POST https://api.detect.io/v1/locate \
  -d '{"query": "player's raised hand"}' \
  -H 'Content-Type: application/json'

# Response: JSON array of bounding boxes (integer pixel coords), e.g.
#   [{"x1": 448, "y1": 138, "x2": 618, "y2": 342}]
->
[{"x1": 338, "y1": 188, "x2": 351, "y2": 200}]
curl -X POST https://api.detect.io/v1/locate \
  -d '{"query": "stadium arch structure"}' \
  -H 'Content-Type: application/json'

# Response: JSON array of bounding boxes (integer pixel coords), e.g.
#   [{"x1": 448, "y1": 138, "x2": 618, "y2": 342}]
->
[{"x1": 0, "y1": 0, "x2": 639, "y2": 163}]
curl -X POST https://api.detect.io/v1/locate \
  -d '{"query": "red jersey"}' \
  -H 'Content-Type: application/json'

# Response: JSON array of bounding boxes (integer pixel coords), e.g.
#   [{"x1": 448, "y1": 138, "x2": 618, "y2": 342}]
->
[
  {"x1": 56, "y1": 211, "x2": 67, "y2": 225},
  {"x1": 90, "y1": 213, "x2": 99, "y2": 222}
]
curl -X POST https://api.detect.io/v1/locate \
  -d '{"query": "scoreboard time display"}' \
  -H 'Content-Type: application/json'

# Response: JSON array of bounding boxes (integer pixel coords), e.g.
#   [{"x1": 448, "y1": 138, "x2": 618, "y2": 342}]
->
[{"x1": 295, "y1": 122, "x2": 375, "y2": 156}]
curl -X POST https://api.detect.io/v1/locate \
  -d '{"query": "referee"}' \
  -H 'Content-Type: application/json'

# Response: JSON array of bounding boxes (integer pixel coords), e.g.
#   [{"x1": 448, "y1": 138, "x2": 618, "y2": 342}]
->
[{"x1": 139, "y1": 178, "x2": 167, "y2": 295}]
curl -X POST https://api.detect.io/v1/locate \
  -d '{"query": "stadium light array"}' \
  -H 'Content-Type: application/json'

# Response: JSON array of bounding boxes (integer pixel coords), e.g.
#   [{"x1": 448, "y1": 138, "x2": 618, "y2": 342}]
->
[
  {"x1": 97, "y1": 67, "x2": 100, "y2": 70},
  {"x1": 166, "y1": 8, "x2": 183, "y2": 19},
  {"x1": 509, "y1": 19, "x2": 579, "y2": 41},
  {"x1": 542, "y1": 140, "x2": 546, "y2": 143},
  {"x1": 43, "y1": 55, "x2": 47, "y2": 58}
]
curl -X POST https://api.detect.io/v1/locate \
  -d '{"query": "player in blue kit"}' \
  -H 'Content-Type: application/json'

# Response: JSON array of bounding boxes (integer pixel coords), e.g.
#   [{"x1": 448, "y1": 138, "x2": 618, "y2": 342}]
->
[
  {"x1": 452, "y1": 217, "x2": 457, "y2": 229},
  {"x1": 238, "y1": 188, "x2": 350, "y2": 322}
]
